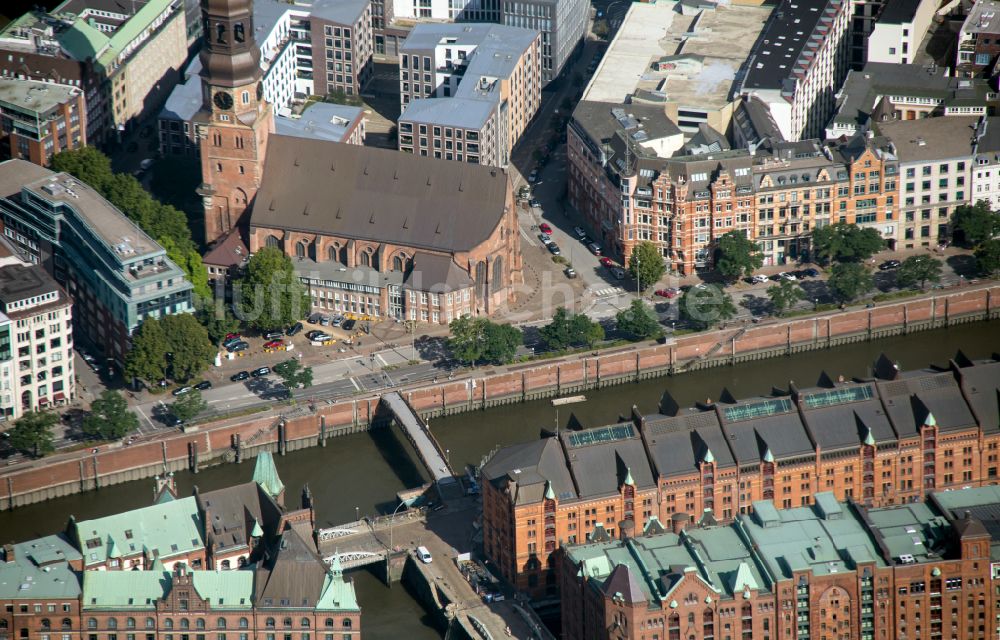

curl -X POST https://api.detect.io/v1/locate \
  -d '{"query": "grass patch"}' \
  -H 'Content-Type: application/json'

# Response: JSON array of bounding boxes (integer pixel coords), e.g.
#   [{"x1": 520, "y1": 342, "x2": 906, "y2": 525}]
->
[{"x1": 872, "y1": 289, "x2": 923, "y2": 303}]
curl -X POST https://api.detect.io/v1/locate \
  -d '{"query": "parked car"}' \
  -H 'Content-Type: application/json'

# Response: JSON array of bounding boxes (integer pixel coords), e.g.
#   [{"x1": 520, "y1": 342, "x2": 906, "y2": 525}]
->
[
  {"x1": 655, "y1": 288, "x2": 679, "y2": 298},
  {"x1": 164, "y1": 414, "x2": 183, "y2": 427},
  {"x1": 308, "y1": 312, "x2": 324, "y2": 324},
  {"x1": 528, "y1": 170, "x2": 538, "y2": 183},
  {"x1": 230, "y1": 371, "x2": 250, "y2": 382},
  {"x1": 801, "y1": 268, "x2": 820, "y2": 278},
  {"x1": 264, "y1": 340, "x2": 285, "y2": 349},
  {"x1": 611, "y1": 267, "x2": 626, "y2": 280},
  {"x1": 224, "y1": 332, "x2": 241, "y2": 341},
  {"x1": 539, "y1": 233, "x2": 552, "y2": 245},
  {"x1": 752, "y1": 274, "x2": 769, "y2": 284},
  {"x1": 529, "y1": 199, "x2": 541, "y2": 208},
  {"x1": 264, "y1": 330, "x2": 284, "y2": 340},
  {"x1": 342, "y1": 319, "x2": 356, "y2": 331},
  {"x1": 564, "y1": 267, "x2": 578, "y2": 279},
  {"x1": 573, "y1": 226, "x2": 586, "y2": 238},
  {"x1": 416, "y1": 546, "x2": 433, "y2": 564},
  {"x1": 227, "y1": 341, "x2": 249, "y2": 353},
  {"x1": 286, "y1": 322, "x2": 303, "y2": 336},
  {"x1": 223, "y1": 336, "x2": 243, "y2": 349},
  {"x1": 311, "y1": 333, "x2": 332, "y2": 342},
  {"x1": 194, "y1": 380, "x2": 212, "y2": 391},
  {"x1": 879, "y1": 259, "x2": 901, "y2": 271},
  {"x1": 588, "y1": 242, "x2": 602, "y2": 256},
  {"x1": 319, "y1": 315, "x2": 331, "y2": 326},
  {"x1": 306, "y1": 330, "x2": 325, "y2": 341},
  {"x1": 251, "y1": 367, "x2": 271, "y2": 377},
  {"x1": 599, "y1": 256, "x2": 614, "y2": 268},
  {"x1": 547, "y1": 243, "x2": 561, "y2": 255},
  {"x1": 330, "y1": 315, "x2": 344, "y2": 327},
  {"x1": 538, "y1": 222, "x2": 552, "y2": 234},
  {"x1": 778, "y1": 271, "x2": 797, "y2": 281},
  {"x1": 172, "y1": 386, "x2": 192, "y2": 396}
]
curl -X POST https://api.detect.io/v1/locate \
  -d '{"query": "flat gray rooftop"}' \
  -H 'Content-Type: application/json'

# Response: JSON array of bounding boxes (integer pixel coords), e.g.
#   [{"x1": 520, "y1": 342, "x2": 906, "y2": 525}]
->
[
  {"x1": 584, "y1": 0, "x2": 771, "y2": 112},
  {"x1": 276, "y1": 102, "x2": 364, "y2": 142},
  {"x1": 0, "y1": 78, "x2": 81, "y2": 114}
]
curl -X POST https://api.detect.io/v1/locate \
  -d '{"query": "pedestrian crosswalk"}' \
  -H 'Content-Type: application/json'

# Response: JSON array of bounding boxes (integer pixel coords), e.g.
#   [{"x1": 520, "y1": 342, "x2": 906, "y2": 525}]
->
[{"x1": 592, "y1": 287, "x2": 625, "y2": 297}]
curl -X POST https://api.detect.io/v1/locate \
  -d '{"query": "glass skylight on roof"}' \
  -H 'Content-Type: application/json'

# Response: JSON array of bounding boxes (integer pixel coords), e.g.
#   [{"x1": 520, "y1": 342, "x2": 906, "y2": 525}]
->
[
  {"x1": 723, "y1": 398, "x2": 793, "y2": 422},
  {"x1": 567, "y1": 423, "x2": 635, "y2": 447},
  {"x1": 802, "y1": 385, "x2": 873, "y2": 409}
]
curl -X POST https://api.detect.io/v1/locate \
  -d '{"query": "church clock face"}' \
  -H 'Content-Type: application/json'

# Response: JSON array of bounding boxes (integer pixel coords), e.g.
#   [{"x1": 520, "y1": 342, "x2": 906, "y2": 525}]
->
[{"x1": 213, "y1": 91, "x2": 233, "y2": 110}]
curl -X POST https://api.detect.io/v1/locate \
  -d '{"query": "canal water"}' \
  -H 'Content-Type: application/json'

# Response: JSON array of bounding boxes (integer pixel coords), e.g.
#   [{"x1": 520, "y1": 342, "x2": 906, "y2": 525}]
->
[{"x1": 0, "y1": 321, "x2": 998, "y2": 638}]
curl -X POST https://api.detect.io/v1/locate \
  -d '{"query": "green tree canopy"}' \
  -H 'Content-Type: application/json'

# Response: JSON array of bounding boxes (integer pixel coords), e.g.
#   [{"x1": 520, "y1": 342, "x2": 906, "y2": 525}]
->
[
  {"x1": 975, "y1": 238, "x2": 1000, "y2": 276},
  {"x1": 82, "y1": 390, "x2": 139, "y2": 440},
  {"x1": 51, "y1": 147, "x2": 211, "y2": 301},
  {"x1": 234, "y1": 247, "x2": 307, "y2": 331},
  {"x1": 766, "y1": 279, "x2": 805, "y2": 316},
  {"x1": 124, "y1": 316, "x2": 169, "y2": 385},
  {"x1": 8, "y1": 410, "x2": 58, "y2": 458},
  {"x1": 615, "y1": 299, "x2": 662, "y2": 340},
  {"x1": 715, "y1": 231, "x2": 763, "y2": 282},
  {"x1": 197, "y1": 306, "x2": 241, "y2": 344},
  {"x1": 125, "y1": 314, "x2": 215, "y2": 386},
  {"x1": 274, "y1": 358, "x2": 314, "y2": 397},
  {"x1": 160, "y1": 314, "x2": 215, "y2": 382},
  {"x1": 539, "y1": 307, "x2": 604, "y2": 350},
  {"x1": 895, "y1": 255, "x2": 943, "y2": 290},
  {"x1": 170, "y1": 389, "x2": 208, "y2": 422},
  {"x1": 951, "y1": 200, "x2": 1000, "y2": 247},
  {"x1": 627, "y1": 241, "x2": 667, "y2": 290},
  {"x1": 679, "y1": 285, "x2": 737, "y2": 330},
  {"x1": 811, "y1": 223, "x2": 885, "y2": 264},
  {"x1": 827, "y1": 262, "x2": 874, "y2": 302},
  {"x1": 448, "y1": 316, "x2": 522, "y2": 365}
]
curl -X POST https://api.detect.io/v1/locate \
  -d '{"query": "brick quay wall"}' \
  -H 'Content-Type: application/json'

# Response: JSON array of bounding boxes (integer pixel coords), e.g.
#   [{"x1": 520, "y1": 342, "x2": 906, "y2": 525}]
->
[{"x1": 1, "y1": 285, "x2": 998, "y2": 510}]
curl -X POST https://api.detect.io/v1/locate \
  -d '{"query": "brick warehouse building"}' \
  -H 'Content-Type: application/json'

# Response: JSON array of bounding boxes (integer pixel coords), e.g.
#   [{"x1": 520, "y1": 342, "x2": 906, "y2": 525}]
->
[
  {"x1": 560, "y1": 489, "x2": 999, "y2": 640},
  {"x1": 480, "y1": 354, "x2": 1000, "y2": 597},
  {"x1": 248, "y1": 135, "x2": 522, "y2": 323},
  {"x1": 0, "y1": 454, "x2": 362, "y2": 640}
]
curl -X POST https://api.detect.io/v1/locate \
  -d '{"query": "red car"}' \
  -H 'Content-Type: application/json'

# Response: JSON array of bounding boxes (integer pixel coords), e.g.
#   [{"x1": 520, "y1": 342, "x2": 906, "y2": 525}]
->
[
  {"x1": 538, "y1": 222, "x2": 552, "y2": 234},
  {"x1": 225, "y1": 332, "x2": 241, "y2": 341},
  {"x1": 264, "y1": 340, "x2": 284, "y2": 349},
  {"x1": 599, "y1": 257, "x2": 614, "y2": 268},
  {"x1": 655, "y1": 288, "x2": 679, "y2": 298}
]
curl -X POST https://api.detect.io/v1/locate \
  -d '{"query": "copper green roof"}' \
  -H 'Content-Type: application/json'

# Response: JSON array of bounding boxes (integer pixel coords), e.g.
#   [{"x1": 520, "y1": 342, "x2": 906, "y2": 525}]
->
[
  {"x1": 0, "y1": 535, "x2": 82, "y2": 600},
  {"x1": 57, "y1": 18, "x2": 109, "y2": 63},
  {"x1": 74, "y1": 496, "x2": 203, "y2": 567},
  {"x1": 316, "y1": 563, "x2": 359, "y2": 612},
  {"x1": 83, "y1": 571, "x2": 172, "y2": 609},
  {"x1": 252, "y1": 452, "x2": 285, "y2": 499},
  {"x1": 192, "y1": 571, "x2": 255, "y2": 609}
]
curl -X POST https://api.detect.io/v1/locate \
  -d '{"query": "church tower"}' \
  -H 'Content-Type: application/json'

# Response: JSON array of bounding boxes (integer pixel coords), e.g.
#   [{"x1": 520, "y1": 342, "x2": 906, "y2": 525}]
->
[{"x1": 196, "y1": 0, "x2": 274, "y2": 245}]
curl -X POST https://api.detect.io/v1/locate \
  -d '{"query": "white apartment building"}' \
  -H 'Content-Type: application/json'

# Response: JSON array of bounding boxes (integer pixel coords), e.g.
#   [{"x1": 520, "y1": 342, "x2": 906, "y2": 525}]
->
[
  {"x1": 739, "y1": 0, "x2": 851, "y2": 140},
  {"x1": 0, "y1": 262, "x2": 74, "y2": 422},
  {"x1": 878, "y1": 117, "x2": 978, "y2": 249},
  {"x1": 972, "y1": 117, "x2": 1000, "y2": 209},
  {"x1": 867, "y1": 0, "x2": 936, "y2": 64}
]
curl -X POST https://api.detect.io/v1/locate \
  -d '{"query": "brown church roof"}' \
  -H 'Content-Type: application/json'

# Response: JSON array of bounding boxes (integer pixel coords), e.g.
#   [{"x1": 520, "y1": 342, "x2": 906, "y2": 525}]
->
[{"x1": 251, "y1": 136, "x2": 511, "y2": 254}]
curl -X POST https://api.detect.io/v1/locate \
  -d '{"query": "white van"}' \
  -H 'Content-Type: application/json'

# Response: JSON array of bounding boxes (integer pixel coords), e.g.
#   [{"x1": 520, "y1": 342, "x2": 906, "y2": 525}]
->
[{"x1": 416, "y1": 546, "x2": 433, "y2": 564}]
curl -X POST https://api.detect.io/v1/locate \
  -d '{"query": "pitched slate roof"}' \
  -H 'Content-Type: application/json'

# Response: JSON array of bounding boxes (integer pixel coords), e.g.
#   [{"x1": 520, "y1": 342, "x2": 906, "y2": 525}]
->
[
  {"x1": 876, "y1": 369, "x2": 977, "y2": 436},
  {"x1": 559, "y1": 424, "x2": 657, "y2": 499},
  {"x1": 641, "y1": 409, "x2": 735, "y2": 478},
  {"x1": 198, "y1": 481, "x2": 283, "y2": 554},
  {"x1": 718, "y1": 395, "x2": 814, "y2": 464},
  {"x1": 481, "y1": 438, "x2": 577, "y2": 504},
  {"x1": 402, "y1": 252, "x2": 474, "y2": 293},
  {"x1": 601, "y1": 563, "x2": 647, "y2": 603},
  {"x1": 955, "y1": 357, "x2": 1000, "y2": 434},
  {"x1": 251, "y1": 136, "x2": 510, "y2": 255},
  {"x1": 797, "y1": 381, "x2": 897, "y2": 450},
  {"x1": 255, "y1": 526, "x2": 357, "y2": 612},
  {"x1": 74, "y1": 497, "x2": 203, "y2": 567}
]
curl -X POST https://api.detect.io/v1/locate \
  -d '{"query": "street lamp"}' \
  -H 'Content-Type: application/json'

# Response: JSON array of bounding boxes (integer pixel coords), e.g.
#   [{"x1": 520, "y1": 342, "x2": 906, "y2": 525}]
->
[
  {"x1": 636, "y1": 255, "x2": 641, "y2": 300},
  {"x1": 355, "y1": 506, "x2": 360, "y2": 523},
  {"x1": 388, "y1": 500, "x2": 408, "y2": 551},
  {"x1": 445, "y1": 448, "x2": 450, "y2": 467},
  {"x1": 814, "y1": 298, "x2": 819, "y2": 311}
]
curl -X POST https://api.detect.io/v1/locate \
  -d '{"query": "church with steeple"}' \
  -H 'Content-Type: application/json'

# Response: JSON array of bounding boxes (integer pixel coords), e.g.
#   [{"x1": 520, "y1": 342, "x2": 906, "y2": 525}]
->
[{"x1": 195, "y1": 0, "x2": 274, "y2": 244}]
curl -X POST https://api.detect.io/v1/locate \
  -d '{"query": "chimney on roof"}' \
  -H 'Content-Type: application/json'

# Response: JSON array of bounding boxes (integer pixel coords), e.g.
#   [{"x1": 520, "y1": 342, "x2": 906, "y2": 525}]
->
[{"x1": 2, "y1": 543, "x2": 13, "y2": 563}]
